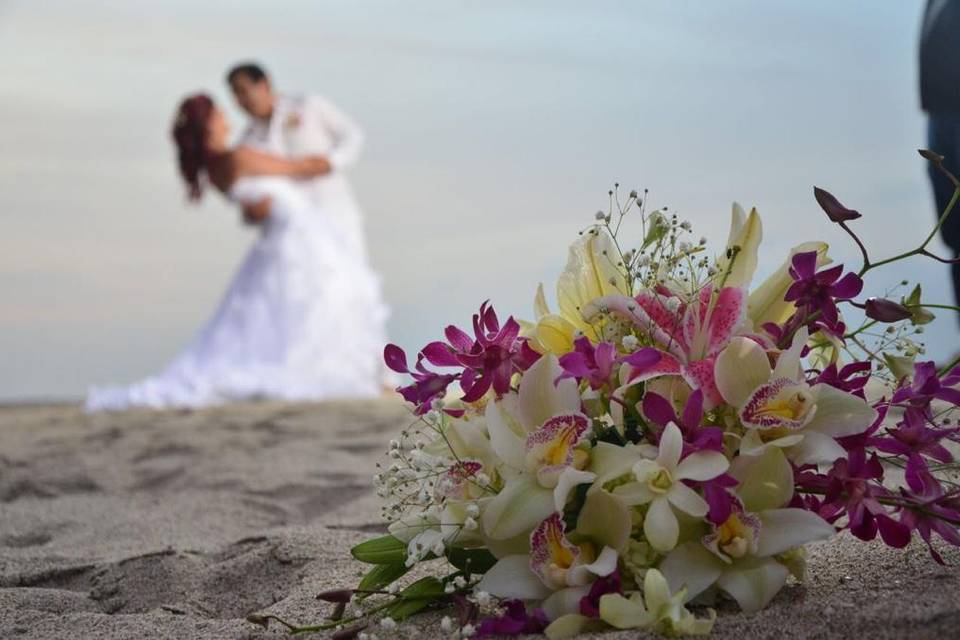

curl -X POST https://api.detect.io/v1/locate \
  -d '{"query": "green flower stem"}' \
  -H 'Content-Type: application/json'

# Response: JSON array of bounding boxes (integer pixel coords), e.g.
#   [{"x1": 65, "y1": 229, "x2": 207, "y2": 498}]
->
[
  {"x1": 940, "y1": 352, "x2": 960, "y2": 376},
  {"x1": 857, "y1": 183, "x2": 960, "y2": 277}
]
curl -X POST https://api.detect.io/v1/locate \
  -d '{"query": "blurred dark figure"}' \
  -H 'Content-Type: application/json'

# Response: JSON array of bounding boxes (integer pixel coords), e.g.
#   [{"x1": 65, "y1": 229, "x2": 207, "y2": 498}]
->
[{"x1": 920, "y1": 0, "x2": 960, "y2": 322}]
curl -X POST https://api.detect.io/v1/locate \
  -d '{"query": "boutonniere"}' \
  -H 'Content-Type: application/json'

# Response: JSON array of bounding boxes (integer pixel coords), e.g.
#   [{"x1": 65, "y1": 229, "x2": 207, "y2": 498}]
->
[{"x1": 283, "y1": 113, "x2": 302, "y2": 130}]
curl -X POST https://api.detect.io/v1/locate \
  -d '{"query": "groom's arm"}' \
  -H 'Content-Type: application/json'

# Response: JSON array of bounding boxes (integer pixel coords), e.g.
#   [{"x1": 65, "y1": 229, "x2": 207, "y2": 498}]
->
[{"x1": 306, "y1": 95, "x2": 365, "y2": 170}]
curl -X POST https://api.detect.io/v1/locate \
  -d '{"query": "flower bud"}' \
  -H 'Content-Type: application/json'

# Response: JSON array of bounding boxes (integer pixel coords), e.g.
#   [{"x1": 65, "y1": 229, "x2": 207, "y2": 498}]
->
[
  {"x1": 864, "y1": 298, "x2": 912, "y2": 322},
  {"x1": 813, "y1": 186, "x2": 861, "y2": 222},
  {"x1": 316, "y1": 589, "x2": 355, "y2": 603}
]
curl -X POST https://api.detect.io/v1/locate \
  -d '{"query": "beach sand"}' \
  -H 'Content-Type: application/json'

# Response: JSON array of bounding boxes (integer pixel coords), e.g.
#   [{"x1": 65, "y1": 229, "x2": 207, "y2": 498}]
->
[{"x1": 0, "y1": 400, "x2": 958, "y2": 639}]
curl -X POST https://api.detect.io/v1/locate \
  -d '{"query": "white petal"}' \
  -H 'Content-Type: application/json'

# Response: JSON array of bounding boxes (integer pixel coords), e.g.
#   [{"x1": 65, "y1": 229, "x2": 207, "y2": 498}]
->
[
  {"x1": 714, "y1": 337, "x2": 772, "y2": 408},
  {"x1": 660, "y1": 542, "x2": 724, "y2": 602},
  {"x1": 738, "y1": 429, "x2": 771, "y2": 457},
  {"x1": 656, "y1": 422, "x2": 684, "y2": 471},
  {"x1": 544, "y1": 613, "x2": 598, "y2": 640},
  {"x1": 755, "y1": 508, "x2": 836, "y2": 557},
  {"x1": 485, "y1": 399, "x2": 525, "y2": 469},
  {"x1": 476, "y1": 555, "x2": 551, "y2": 600},
  {"x1": 786, "y1": 431, "x2": 845, "y2": 466},
  {"x1": 568, "y1": 546, "x2": 619, "y2": 585},
  {"x1": 772, "y1": 327, "x2": 808, "y2": 380},
  {"x1": 644, "y1": 496, "x2": 680, "y2": 552},
  {"x1": 534, "y1": 282, "x2": 551, "y2": 319},
  {"x1": 642, "y1": 567, "x2": 674, "y2": 613},
  {"x1": 716, "y1": 558, "x2": 789, "y2": 613},
  {"x1": 675, "y1": 450, "x2": 730, "y2": 481},
  {"x1": 730, "y1": 446, "x2": 794, "y2": 512},
  {"x1": 542, "y1": 586, "x2": 591, "y2": 621},
  {"x1": 518, "y1": 354, "x2": 581, "y2": 430},
  {"x1": 576, "y1": 490, "x2": 632, "y2": 552},
  {"x1": 481, "y1": 476, "x2": 555, "y2": 540},
  {"x1": 599, "y1": 593, "x2": 652, "y2": 630},
  {"x1": 612, "y1": 480, "x2": 655, "y2": 506},
  {"x1": 553, "y1": 467, "x2": 596, "y2": 512},
  {"x1": 806, "y1": 384, "x2": 878, "y2": 438},
  {"x1": 667, "y1": 482, "x2": 709, "y2": 517},
  {"x1": 718, "y1": 204, "x2": 762, "y2": 288},
  {"x1": 589, "y1": 442, "x2": 644, "y2": 489}
]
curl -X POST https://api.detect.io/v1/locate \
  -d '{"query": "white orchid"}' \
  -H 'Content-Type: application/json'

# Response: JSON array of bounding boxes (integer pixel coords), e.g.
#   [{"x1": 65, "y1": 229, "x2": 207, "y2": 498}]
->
[
  {"x1": 482, "y1": 354, "x2": 597, "y2": 541},
  {"x1": 477, "y1": 513, "x2": 618, "y2": 619},
  {"x1": 714, "y1": 329, "x2": 878, "y2": 465},
  {"x1": 659, "y1": 447, "x2": 835, "y2": 612},
  {"x1": 609, "y1": 423, "x2": 729, "y2": 552},
  {"x1": 599, "y1": 568, "x2": 716, "y2": 636}
]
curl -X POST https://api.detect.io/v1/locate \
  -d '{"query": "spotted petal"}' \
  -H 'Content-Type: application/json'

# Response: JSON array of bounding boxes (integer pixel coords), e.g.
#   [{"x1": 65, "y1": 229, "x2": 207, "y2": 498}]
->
[{"x1": 683, "y1": 285, "x2": 746, "y2": 361}]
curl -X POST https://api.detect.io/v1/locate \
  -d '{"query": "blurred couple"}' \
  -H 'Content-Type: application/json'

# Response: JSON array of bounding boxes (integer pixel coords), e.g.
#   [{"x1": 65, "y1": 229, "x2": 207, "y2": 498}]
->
[{"x1": 87, "y1": 63, "x2": 393, "y2": 411}]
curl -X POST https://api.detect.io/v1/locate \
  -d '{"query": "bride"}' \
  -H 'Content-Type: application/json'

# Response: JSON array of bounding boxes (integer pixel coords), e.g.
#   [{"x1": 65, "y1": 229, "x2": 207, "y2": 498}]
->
[{"x1": 86, "y1": 94, "x2": 392, "y2": 410}]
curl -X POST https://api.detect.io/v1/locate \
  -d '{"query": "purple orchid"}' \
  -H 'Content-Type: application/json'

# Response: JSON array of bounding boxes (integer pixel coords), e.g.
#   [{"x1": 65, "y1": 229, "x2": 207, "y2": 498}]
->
[
  {"x1": 891, "y1": 361, "x2": 960, "y2": 429},
  {"x1": 558, "y1": 336, "x2": 660, "y2": 390},
  {"x1": 871, "y1": 419, "x2": 957, "y2": 465},
  {"x1": 475, "y1": 600, "x2": 549, "y2": 637},
  {"x1": 813, "y1": 361, "x2": 872, "y2": 399},
  {"x1": 421, "y1": 301, "x2": 541, "y2": 403},
  {"x1": 383, "y1": 344, "x2": 460, "y2": 416},
  {"x1": 640, "y1": 389, "x2": 723, "y2": 454},
  {"x1": 807, "y1": 448, "x2": 910, "y2": 548},
  {"x1": 899, "y1": 462, "x2": 960, "y2": 564},
  {"x1": 784, "y1": 251, "x2": 863, "y2": 336}
]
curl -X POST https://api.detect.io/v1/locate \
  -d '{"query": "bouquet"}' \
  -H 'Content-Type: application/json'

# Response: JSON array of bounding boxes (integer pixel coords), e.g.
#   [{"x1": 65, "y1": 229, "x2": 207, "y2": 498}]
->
[{"x1": 253, "y1": 152, "x2": 960, "y2": 638}]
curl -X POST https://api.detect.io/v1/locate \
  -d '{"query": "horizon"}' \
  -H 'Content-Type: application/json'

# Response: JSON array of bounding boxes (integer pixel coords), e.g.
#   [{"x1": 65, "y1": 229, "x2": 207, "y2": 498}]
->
[{"x1": 1, "y1": 0, "x2": 956, "y2": 402}]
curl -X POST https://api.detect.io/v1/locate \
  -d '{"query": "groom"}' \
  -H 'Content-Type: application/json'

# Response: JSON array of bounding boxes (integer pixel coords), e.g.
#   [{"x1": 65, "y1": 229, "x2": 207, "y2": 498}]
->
[{"x1": 227, "y1": 62, "x2": 369, "y2": 255}]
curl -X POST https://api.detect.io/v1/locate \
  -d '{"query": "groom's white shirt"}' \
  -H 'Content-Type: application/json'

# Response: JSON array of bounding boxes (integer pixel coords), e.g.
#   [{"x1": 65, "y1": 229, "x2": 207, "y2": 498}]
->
[
  {"x1": 239, "y1": 94, "x2": 364, "y2": 170},
  {"x1": 240, "y1": 94, "x2": 369, "y2": 255}
]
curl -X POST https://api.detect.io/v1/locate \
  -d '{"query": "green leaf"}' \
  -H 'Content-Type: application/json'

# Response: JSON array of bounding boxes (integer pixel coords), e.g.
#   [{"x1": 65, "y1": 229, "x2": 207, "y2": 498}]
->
[
  {"x1": 357, "y1": 562, "x2": 410, "y2": 592},
  {"x1": 351, "y1": 535, "x2": 407, "y2": 565},
  {"x1": 446, "y1": 547, "x2": 497, "y2": 575},
  {"x1": 382, "y1": 577, "x2": 445, "y2": 621}
]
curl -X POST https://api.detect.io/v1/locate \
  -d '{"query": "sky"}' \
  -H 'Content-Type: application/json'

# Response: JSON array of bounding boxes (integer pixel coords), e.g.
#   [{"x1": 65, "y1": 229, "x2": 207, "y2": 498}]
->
[{"x1": 0, "y1": 0, "x2": 956, "y2": 402}]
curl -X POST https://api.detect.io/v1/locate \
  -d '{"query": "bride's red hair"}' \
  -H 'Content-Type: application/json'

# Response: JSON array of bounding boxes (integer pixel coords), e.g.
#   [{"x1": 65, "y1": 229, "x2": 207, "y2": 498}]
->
[{"x1": 171, "y1": 94, "x2": 215, "y2": 201}]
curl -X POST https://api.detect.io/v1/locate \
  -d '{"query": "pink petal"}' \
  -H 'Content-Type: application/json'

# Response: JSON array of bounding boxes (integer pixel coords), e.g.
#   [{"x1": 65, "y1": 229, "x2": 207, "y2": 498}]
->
[
  {"x1": 627, "y1": 352, "x2": 683, "y2": 383},
  {"x1": 682, "y1": 359, "x2": 724, "y2": 409},
  {"x1": 445, "y1": 325, "x2": 475, "y2": 352},
  {"x1": 683, "y1": 286, "x2": 746, "y2": 359},
  {"x1": 383, "y1": 344, "x2": 410, "y2": 374}
]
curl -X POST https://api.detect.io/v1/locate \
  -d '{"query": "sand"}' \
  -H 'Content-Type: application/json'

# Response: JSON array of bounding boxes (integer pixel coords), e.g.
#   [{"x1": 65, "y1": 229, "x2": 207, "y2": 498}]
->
[{"x1": 0, "y1": 400, "x2": 958, "y2": 639}]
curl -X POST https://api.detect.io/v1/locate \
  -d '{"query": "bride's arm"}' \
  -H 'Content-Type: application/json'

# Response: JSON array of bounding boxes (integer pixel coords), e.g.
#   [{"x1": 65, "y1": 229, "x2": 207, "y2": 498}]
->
[{"x1": 232, "y1": 146, "x2": 331, "y2": 179}]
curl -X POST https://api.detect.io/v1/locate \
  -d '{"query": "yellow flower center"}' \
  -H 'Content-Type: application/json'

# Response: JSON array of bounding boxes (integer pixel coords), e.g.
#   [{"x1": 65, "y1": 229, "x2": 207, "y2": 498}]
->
[
  {"x1": 648, "y1": 467, "x2": 673, "y2": 494},
  {"x1": 717, "y1": 513, "x2": 751, "y2": 559},
  {"x1": 755, "y1": 389, "x2": 813, "y2": 422},
  {"x1": 541, "y1": 424, "x2": 579, "y2": 466}
]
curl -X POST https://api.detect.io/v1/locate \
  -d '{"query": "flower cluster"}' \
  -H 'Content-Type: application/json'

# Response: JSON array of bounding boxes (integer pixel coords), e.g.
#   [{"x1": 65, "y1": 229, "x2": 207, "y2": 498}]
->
[{"x1": 255, "y1": 163, "x2": 960, "y2": 638}]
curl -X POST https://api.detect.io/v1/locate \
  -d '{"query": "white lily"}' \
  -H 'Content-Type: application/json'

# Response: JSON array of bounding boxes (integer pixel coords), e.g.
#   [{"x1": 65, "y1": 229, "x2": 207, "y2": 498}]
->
[
  {"x1": 482, "y1": 355, "x2": 596, "y2": 540},
  {"x1": 714, "y1": 328, "x2": 878, "y2": 465},
  {"x1": 715, "y1": 204, "x2": 763, "y2": 289},
  {"x1": 528, "y1": 230, "x2": 629, "y2": 354},
  {"x1": 610, "y1": 423, "x2": 729, "y2": 552},
  {"x1": 659, "y1": 447, "x2": 835, "y2": 613}
]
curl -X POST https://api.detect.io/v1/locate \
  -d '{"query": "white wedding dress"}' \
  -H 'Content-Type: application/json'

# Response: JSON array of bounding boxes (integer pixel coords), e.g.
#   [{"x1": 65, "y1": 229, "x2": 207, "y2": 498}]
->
[{"x1": 86, "y1": 176, "x2": 391, "y2": 411}]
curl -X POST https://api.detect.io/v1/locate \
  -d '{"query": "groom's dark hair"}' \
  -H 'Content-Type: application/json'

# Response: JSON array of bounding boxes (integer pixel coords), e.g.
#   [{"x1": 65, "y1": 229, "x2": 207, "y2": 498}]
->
[{"x1": 227, "y1": 62, "x2": 269, "y2": 85}]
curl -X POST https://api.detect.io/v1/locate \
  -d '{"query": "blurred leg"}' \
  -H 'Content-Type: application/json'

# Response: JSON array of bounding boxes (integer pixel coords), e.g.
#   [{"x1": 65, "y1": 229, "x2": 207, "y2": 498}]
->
[{"x1": 927, "y1": 115, "x2": 960, "y2": 326}]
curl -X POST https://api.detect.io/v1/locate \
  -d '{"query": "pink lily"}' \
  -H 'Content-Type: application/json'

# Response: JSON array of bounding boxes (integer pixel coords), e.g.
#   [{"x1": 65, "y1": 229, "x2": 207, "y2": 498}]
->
[{"x1": 582, "y1": 285, "x2": 746, "y2": 408}]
